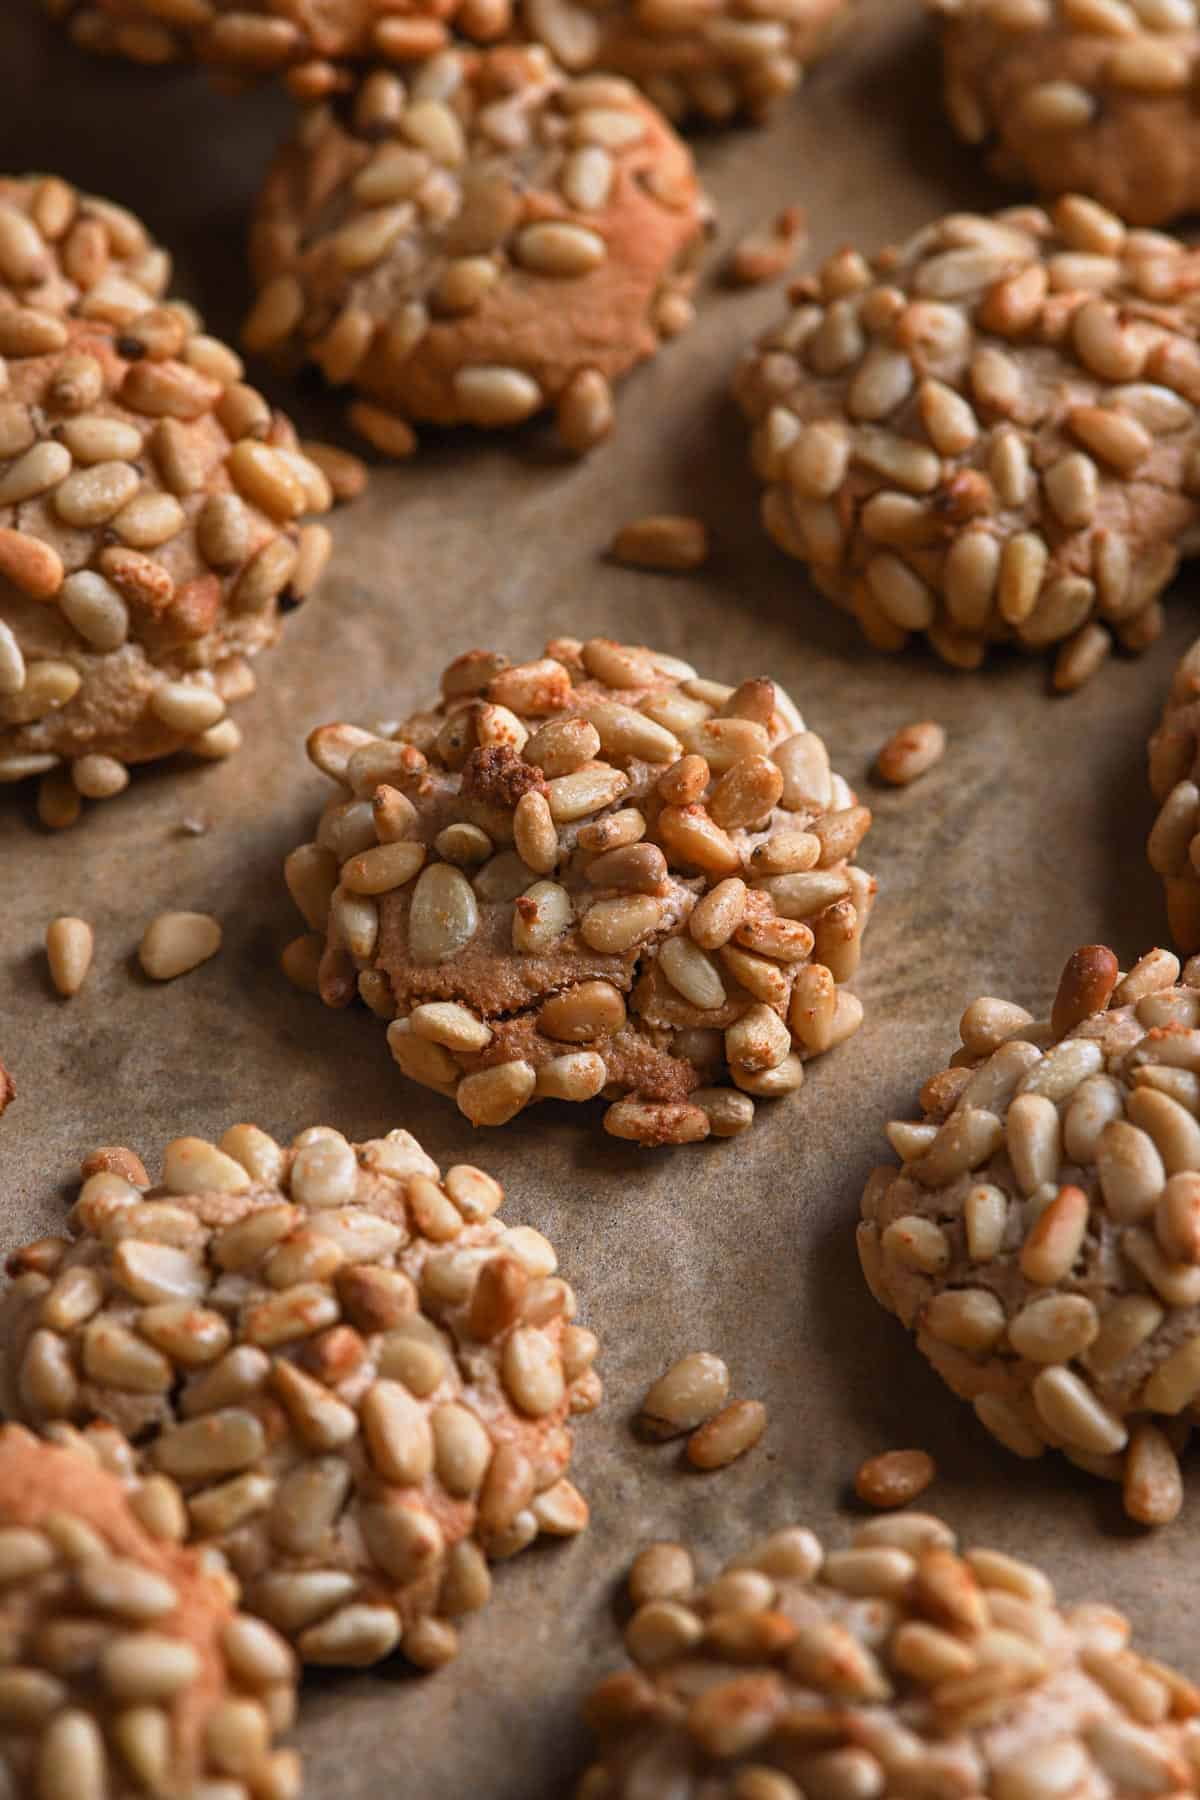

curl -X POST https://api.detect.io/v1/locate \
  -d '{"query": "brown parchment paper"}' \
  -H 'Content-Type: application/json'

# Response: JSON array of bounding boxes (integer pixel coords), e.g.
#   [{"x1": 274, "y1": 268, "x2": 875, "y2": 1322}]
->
[{"x1": 4, "y1": 6, "x2": 1200, "y2": 1795}]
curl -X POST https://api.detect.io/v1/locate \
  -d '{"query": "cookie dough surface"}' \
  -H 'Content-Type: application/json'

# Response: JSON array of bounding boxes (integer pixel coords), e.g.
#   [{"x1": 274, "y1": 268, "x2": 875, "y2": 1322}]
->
[
  {"x1": 734, "y1": 199, "x2": 1200, "y2": 682},
  {"x1": 934, "y1": 0, "x2": 1200, "y2": 228},
  {"x1": 0, "y1": 182, "x2": 333, "y2": 819},
  {"x1": 288, "y1": 635, "x2": 873, "y2": 1146},
  {"x1": 859, "y1": 943, "x2": 1200, "y2": 1520},
  {"x1": 579, "y1": 1508, "x2": 1200, "y2": 1799},
  {"x1": 0, "y1": 1422, "x2": 299, "y2": 1800},
  {"x1": 1, "y1": 1122, "x2": 600, "y2": 1669},
  {"x1": 245, "y1": 50, "x2": 709, "y2": 456}
]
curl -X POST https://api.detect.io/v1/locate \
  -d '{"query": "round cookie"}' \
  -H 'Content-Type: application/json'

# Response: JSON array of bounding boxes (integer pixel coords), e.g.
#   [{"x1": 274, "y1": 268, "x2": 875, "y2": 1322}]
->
[
  {"x1": 0, "y1": 174, "x2": 170, "y2": 319},
  {"x1": 1149, "y1": 634, "x2": 1200, "y2": 951},
  {"x1": 244, "y1": 50, "x2": 710, "y2": 457},
  {"x1": 859, "y1": 941, "x2": 1200, "y2": 1523},
  {"x1": 1, "y1": 1121, "x2": 601, "y2": 1668},
  {"x1": 45, "y1": 0, "x2": 842, "y2": 122},
  {"x1": 734, "y1": 197, "x2": 1200, "y2": 685},
  {"x1": 0, "y1": 1423, "x2": 300, "y2": 1800},
  {"x1": 933, "y1": 0, "x2": 1200, "y2": 229},
  {"x1": 578, "y1": 1509, "x2": 1200, "y2": 1798},
  {"x1": 286, "y1": 635, "x2": 873, "y2": 1147},
  {"x1": 0, "y1": 196, "x2": 334, "y2": 825}
]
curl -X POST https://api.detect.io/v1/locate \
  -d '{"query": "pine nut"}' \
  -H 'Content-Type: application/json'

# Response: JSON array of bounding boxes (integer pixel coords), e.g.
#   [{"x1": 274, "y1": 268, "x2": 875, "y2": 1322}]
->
[
  {"x1": 138, "y1": 912, "x2": 221, "y2": 980},
  {"x1": 686, "y1": 1399, "x2": 767, "y2": 1469},
  {"x1": 45, "y1": 916, "x2": 93, "y2": 996}
]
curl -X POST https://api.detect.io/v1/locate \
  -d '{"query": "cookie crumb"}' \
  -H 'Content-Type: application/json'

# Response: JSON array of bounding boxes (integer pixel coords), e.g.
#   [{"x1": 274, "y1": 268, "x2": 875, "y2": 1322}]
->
[
  {"x1": 45, "y1": 915, "x2": 94, "y2": 997},
  {"x1": 610, "y1": 515, "x2": 709, "y2": 571},
  {"x1": 726, "y1": 206, "x2": 807, "y2": 286},
  {"x1": 686, "y1": 1398, "x2": 766, "y2": 1469},
  {"x1": 877, "y1": 721, "x2": 946, "y2": 786},
  {"x1": 854, "y1": 1447, "x2": 936, "y2": 1508}
]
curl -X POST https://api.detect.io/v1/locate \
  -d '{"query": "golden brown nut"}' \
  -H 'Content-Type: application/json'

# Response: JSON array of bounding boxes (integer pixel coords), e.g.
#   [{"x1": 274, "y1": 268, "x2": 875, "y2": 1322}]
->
[
  {"x1": 45, "y1": 0, "x2": 846, "y2": 123},
  {"x1": 860, "y1": 942, "x2": 1200, "y2": 1526},
  {"x1": 1149, "y1": 634, "x2": 1200, "y2": 951},
  {"x1": 735, "y1": 197, "x2": 1200, "y2": 681},
  {"x1": 0, "y1": 1423, "x2": 300, "y2": 1800},
  {"x1": 933, "y1": 0, "x2": 1200, "y2": 228},
  {"x1": 0, "y1": 181, "x2": 334, "y2": 825},
  {"x1": 579, "y1": 1510, "x2": 1200, "y2": 1797},
  {"x1": 287, "y1": 634, "x2": 873, "y2": 1147},
  {"x1": 245, "y1": 51, "x2": 709, "y2": 456},
  {"x1": 0, "y1": 174, "x2": 170, "y2": 317},
  {"x1": 1, "y1": 1121, "x2": 601, "y2": 1668}
]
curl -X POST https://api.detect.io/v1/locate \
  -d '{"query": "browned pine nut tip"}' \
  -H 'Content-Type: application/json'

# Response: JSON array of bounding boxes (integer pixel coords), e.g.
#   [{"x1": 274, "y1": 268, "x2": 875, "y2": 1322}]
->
[
  {"x1": 639, "y1": 1352, "x2": 729, "y2": 1438},
  {"x1": 245, "y1": 54, "x2": 709, "y2": 457},
  {"x1": 854, "y1": 1447, "x2": 936, "y2": 1508},
  {"x1": 0, "y1": 1424, "x2": 300, "y2": 1800},
  {"x1": 79, "y1": 1145, "x2": 149, "y2": 1188},
  {"x1": 138, "y1": 912, "x2": 221, "y2": 981},
  {"x1": 1051, "y1": 944, "x2": 1120, "y2": 1038},
  {"x1": 735, "y1": 198, "x2": 1200, "y2": 676},
  {"x1": 935, "y1": 3, "x2": 1200, "y2": 228},
  {"x1": 686, "y1": 1399, "x2": 766, "y2": 1469},
  {"x1": 877, "y1": 721, "x2": 946, "y2": 786},
  {"x1": 859, "y1": 938, "x2": 1200, "y2": 1524},
  {"x1": 0, "y1": 1121, "x2": 601, "y2": 1669},
  {"x1": 50, "y1": 0, "x2": 843, "y2": 124},
  {"x1": 578, "y1": 1509, "x2": 1200, "y2": 1796},
  {"x1": 45, "y1": 915, "x2": 94, "y2": 997},
  {"x1": 726, "y1": 206, "x2": 808, "y2": 287},
  {"x1": 610, "y1": 516, "x2": 709, "y2": 572},
  {"x1": 286, "y1": 635, "x2": 875, "y2": 1148},
  {"x1": 0, "y1": 175, "x2": 332, "y2": 825}
]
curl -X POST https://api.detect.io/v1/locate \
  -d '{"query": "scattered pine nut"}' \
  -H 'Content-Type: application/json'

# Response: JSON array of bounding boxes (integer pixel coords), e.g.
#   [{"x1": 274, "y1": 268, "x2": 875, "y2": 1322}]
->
[
  {"x1": 877, "y1": 720, "x2": 946, "y2": 786},
  {"x1": 300, "y1": 438, "x2": 370, "y2": 503},
  {"x1": 854, "y1": 1448, "x2": 936, "y2": 1509},
  {"x1": 610, "y1": 515, "x2": 709, "y2": 573},
  {"x1": 726, "y1": 206, "x2": 808, "y2": 286},
  {"x1": 281, "y1": 932, "x2": 324, "y2": 994},
  {"x1": 80, "y1": 1145, "x2": 149, "y2": 1187},
  {"x1": 639, "y1": 1352, "x2": 730, "y2": 1439},
  {"x1": 628, "y1": 1542, "x2": 695, "y2": 1607},
  {"x1": 139, "y1": 911, "x2": 222, "y2": 981},
  {"x1": 686, "y1": 1399, "x2": 767, "y2": 1470},
  {"x1": 45, "y1": 915, "x2": 94, "y2": 997},
  {"x1": 347, "y1": 401, "x2": 417, "y2": 459}
]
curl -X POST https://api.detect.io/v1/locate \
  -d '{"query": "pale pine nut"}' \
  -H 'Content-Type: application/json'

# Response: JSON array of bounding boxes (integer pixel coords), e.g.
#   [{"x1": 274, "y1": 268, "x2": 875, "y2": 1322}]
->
[
  {"x1": 45, "y1": 916, "x2": 94, "y2": 996},
  {"x1": 686, "y1": 1400, "x2": 766, "y2": 1469},
  {"x1": 138, "y1": 912, "x2": 221, "y2": 981}
]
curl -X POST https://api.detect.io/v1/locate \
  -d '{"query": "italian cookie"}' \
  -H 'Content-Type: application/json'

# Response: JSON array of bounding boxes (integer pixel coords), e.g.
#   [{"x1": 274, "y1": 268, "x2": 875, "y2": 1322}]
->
[
  {"x1": 244, "y1": 50, "x2": 709, "y2": 457},
  {"x1": 45, "y1": 0, "x2": 842, "y2": 122},
  {"x1": 1149, "y1": 634, "x2": 1200, "y2": 951},
  {"x1": 0, "y1": 1122, "x2": 601, "y2": 1669},
  {"x1": 0, "y1": 190, "x2": 334, "y2": 828},
  {"x1": 0, "y1": 174, "x2": 170, "y2": 320},
  {"x1": 285, "y1": 635, "x2": 873, "y2": 1148},
  {"x1": 0, "y1": 1423, "x2": 300, "y2": 1800},
  {"x1": 734, "y1": 197, "x2": 1200, "y2": 687},
  {"x1": 859, "y1": 941, "x2": 1200, "y2": 1525},
  {"x1": 932, "y1": 0, "x2": 1200, "y2": 229},
  {"x1": 577, "y1": 1509, "x2": 1200, "y2": 1799}
]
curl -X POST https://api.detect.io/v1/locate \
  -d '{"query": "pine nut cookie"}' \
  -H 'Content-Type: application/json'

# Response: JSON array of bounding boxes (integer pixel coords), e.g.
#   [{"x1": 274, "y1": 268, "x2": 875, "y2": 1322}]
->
[
  {"x1": 0, "y1": 1423, "x2": 300, "y2": 1800},
  {"x1": 933, "y1": 0, "x2": 1200, "y2": 229},
  {"x1": 859, "y1": 942, "x2": 1200, "y2": 1525},
  {"x1": 244, "y1": 50, "x2": 709, "y2": 458},
  {"x1": 1149, "y1": 634, "x2": 1200, "y2": 951},
  {"x1": 45, "y1": 0, "x2": 843, "y2": 123},
  {"x1": 734, "y1": 198, "x2": 1200, "y2": 684},
  {"x1": 0, "y1": 1122, "x2": 601, "y2": 1668},
  {"x1": 0, "y1": 192, "x2": 334, "y2": 827},
  {"x1": 578, "y1": 1510, "x2": 1200, "y2": 1799},
  {"x1": 0, "y1": 175, "x2": 170, "y2": 320},
  {"x1": 287, "y1": 635, "x2": 873, "y2": 1148}
]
